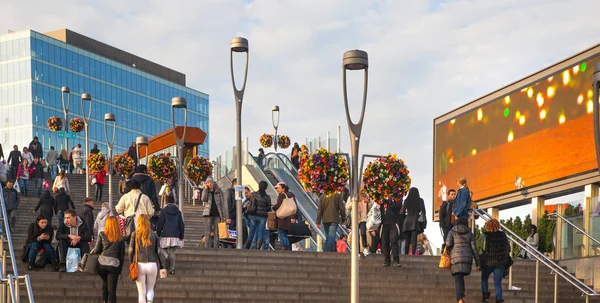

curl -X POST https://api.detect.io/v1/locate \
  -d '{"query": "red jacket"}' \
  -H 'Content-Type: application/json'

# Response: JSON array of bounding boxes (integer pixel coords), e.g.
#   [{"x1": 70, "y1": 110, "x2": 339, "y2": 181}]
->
[
  {"x1": 96, "y1": 170, "x2": 107, "y2": 185},
  {"x1": 336, "y1": 240, "x2": 347, "y2": 253}
]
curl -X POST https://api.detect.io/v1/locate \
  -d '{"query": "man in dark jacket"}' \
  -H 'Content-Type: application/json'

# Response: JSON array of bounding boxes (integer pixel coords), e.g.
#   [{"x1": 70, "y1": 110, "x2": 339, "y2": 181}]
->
[
  {"x1": 3, "y1": 181, "x2": 20, "y2": 232},
  {"x1": 156, "y1": 196, "x2": 185, "y2": 274},
  {"x1": 380, "y1": 199, "x2": 403, "y2": 267},
  {"x1": 439, "y1": 189, "x2": 456, "y2": 246},
  {"x1": 30, "y1": 157, "x2": 44, "y2": 198},
  {"x1": 131, "y1": 165, "x2": 159, "y2": 212},
  {"x1": 56, "y1": 209, "x2": 91, "y2": 272},
  {"x1": 28, "y1": 137, "x2": 43, "y2": 160},
  {"x1": 316, "y1": 192, "x2": 346, "y2": 252},
  {"x1": 7, "y1": 145, "x2": 21, "y2": 179},
  {"x1": 55, "y1": 187, "x2": 75, "y2": 228},
  {"x1": 80, "y1": 198, "x2": 95, "y2": 241},
  {"x1": 226, "y1": 178, "x2": 237, "y2": 227}
]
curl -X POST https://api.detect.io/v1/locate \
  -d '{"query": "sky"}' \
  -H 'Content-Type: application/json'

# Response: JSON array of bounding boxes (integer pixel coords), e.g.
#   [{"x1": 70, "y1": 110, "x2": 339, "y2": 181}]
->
[{"x1": 3, "y1": 0, "x2": 600, "y2": 248}]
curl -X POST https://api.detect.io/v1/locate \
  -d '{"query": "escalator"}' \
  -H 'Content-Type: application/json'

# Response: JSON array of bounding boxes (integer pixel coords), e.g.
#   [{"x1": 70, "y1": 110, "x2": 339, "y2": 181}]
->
[{"x1": 261, "y1": 152, "x2": 349, "y2": 249}]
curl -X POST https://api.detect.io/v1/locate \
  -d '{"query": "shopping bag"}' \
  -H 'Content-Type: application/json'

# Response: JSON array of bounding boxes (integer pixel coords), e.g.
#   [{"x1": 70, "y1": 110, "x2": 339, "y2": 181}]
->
[
  {"x1": 66, "y1": 247, "x2": 81, "y2": 273},
  {"x1": 439, "y1": 247, "x2": 451, "y2": 269},
  {"x1": 159, "y1": 185, "x2": 167, "y2": 196},
  {"x1": 276, "y1": 194, "x2": 297, "y2": 219},
  {"x1": 43, "y1": 180, "x2": 50, "y2": 189},
  {"x1": 218, "y1": 222, "x2": 229, "y2": 239},
  {"x1": 267, "y1": 212, "x2": 278, "y2": 230},
  {"x1": 77, "y1": 253, "x2": 99, "y2": 275},
  {"x1": 14, "y1": 181, "x2": 20, "y2": 193}
]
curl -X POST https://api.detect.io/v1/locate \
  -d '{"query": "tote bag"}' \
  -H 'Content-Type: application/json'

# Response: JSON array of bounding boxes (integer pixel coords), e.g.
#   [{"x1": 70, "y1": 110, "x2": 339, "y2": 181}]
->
[
  {"x1": 276, "y1": 194, "x2": 297, "y2": 219},
  {"x1": 439, "y1": 247, "x2": 451, "y2": 269},
  {"x1": 77, "y1": 253, "x2": 99, "y2": 275}
]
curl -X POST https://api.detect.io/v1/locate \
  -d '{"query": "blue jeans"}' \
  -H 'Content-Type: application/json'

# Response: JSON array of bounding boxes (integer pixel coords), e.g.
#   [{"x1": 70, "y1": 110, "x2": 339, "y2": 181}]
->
[
  {"x1": 60, "y1": 163, "x2": 69, "y2": 173},
  {"x1": 323, "y1": 222, "x2": 338, "y2": 252},
  {"x1": 481, "y1": 266, "x2": 505, "y2": 300},
  {"x1": 278, "y1": 229, "x2": 290, "y2": 249},
  {"x1": 57, "y1": 210, "x2": 65, "y2": 229},
  {"x1": 49, "y1": 164, "x2": 57, "y2": 180},
  {"x1": 262, "y1": 229, "x2": 271, "y2": 249},
  {"x1": 31, "y1": 178, "x2": 42, "y2": 198},
  {"x1": 248, "y1": 216, "x2": 267, "y2": 249},
  {"x1": 29, "y1": 242, "x2": 56, "y2": 262},
  {"x1": 18, "y1": 178, "x2": 29, "y2": 197}
]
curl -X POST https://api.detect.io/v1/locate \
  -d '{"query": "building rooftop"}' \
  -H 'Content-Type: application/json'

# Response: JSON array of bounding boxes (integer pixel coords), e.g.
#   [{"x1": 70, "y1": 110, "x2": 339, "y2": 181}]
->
[{"x1": 44, "y1": 28, "x2": 186, "y2": 86}]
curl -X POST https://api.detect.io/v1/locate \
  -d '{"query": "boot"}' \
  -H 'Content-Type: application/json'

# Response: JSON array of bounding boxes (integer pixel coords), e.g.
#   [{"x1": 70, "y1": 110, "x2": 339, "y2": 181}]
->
[
  {"x1": 496, "y1": 300, "x2": 503, "y2": 303},
  {"x1": 256, "y1": 240, "x2": 263, "y2": 250},
  {"x1": 52, "y1": 260, "x2": 60, "y2": 272},
  {"x1": 482, "y1": 292, "x2": 490, "y2": 302},
  {"x1": 245, "y1": 240, "x2": 251, "y2": 249}
]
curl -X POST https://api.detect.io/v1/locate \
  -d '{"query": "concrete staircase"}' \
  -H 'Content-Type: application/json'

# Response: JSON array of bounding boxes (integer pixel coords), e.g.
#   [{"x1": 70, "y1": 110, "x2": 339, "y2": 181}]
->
[{"x1": 3, "y1": 174, "x2": 600, "y2": 302}]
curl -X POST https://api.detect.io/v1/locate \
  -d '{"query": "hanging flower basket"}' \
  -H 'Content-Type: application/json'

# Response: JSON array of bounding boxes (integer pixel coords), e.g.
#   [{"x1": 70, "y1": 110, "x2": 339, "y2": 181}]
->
[
  {"x1": 362, "y1": 154, "x2": 412, "y2": 204},
  {"x1": 113, "y1": 155, "x2": 135, "y2": 178},
  {"x1": 70, "y1": 118, "x2": 84, "y2": 133},
  {"x1": 278, "y1": 135, "x2": 291, "y2": 149},
  {"x1": 87, "y1": 153, "x2": 108, "y2": 174},
  {"x1": 298, "y1": 148, "x2": 349, "y2": 197},
  {"x1": 260, "y1": 134, "x2": 273, "y2": 148},
  {"x1": 148, "y1": 154, "x2": 177, "y2": 184},
  {"x1": 47, "y1": 117, "x2": 63, "y2": 132},
  {"x1": 185, "y1": 156, "x2": 213, "y2": 184}
]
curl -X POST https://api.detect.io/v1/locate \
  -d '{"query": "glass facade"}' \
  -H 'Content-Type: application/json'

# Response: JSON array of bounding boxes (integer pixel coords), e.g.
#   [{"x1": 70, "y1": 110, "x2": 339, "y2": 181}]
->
[{"x1": 0, "y1": 30, "x2": 209, "y2": 158}]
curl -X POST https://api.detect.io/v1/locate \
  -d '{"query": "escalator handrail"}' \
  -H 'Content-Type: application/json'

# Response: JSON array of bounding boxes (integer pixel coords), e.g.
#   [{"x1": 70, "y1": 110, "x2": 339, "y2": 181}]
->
[{"x1": 472, "y1": 208, "x2": 598, "y2": 296}]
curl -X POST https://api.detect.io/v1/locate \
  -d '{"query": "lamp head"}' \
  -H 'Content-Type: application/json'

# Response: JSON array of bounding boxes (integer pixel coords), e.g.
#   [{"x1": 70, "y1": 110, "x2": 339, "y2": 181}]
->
[
  {"x1": 230, "y1": 37, "x2": 249, "y2": 53},
  {"x1": 343, "y1": 50, "x2": 368, "y2": 70},
  {"x1": 272, "y1": 105, "x2": 280, "y2": 112},
  {"x1": 81, "y1": 93, "x2": 92, "y2": 101},
  {"x1": 104, "y1": 113, "x2": 116, "y2": 121},
  {"x1": 61, "y1": 86, "x2": 70, "y2": 93},
  {"x1": 136, "y1": 136, "x2": 149, "y2": 146},
  {"x1": 171, "y1": 97, "x2": 187, "y2": 109}
]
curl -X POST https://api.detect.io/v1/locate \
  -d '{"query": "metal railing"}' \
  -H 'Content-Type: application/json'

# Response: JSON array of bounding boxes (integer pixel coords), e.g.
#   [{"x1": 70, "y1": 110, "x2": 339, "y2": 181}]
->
[
  {"x1": 548, "y1": 212, "x2": 600, "y2": 247},
  {"x1": 0, "y1": 186, "x2": 35, "y2": 303},
  {"x1": 472, "y1": 208, "x2": 599, "y2": 302}
]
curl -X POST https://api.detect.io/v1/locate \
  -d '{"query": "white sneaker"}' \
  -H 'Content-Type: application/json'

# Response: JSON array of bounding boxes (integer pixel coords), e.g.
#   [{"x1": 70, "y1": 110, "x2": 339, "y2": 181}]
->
[{"x1": 363, "y1": 248, "x2": 370, "y2": 256}]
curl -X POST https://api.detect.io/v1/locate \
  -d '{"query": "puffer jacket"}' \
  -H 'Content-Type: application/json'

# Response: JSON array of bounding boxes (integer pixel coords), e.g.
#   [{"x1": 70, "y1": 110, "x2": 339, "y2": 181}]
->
[
  {"x1": 482, "y1": 231, "x2": 510, "y2": 268},
  {"x1": 446, "y1": 224, "x2": 479, "y2": 275},
  {"x1": 93, "y1": 232, "x2": 125, "y2": 273},
  {"x1": 157, "y1": 203, "x2": 185, "y2": 239},
  {"x1": 201, "y1": 185, "x2": 228, "y2": 219},
  {"x1": 248, "y1": 192, "x2": 271, "y2": 218},
  {"x1": 34, "y1": 191, "x2": 56, "y2": 220},
  {"x1": 128, "y1": 232, "x2": 163, "y2": 267},
  {"x1": 3, "y1": 188, "x2": 20, "y2": 211}
]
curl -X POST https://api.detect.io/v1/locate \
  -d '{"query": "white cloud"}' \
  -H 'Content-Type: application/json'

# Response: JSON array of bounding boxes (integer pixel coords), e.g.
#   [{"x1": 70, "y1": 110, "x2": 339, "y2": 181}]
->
[{"x1": 3, "y1": 0, "x2": 600, "y2": 246}]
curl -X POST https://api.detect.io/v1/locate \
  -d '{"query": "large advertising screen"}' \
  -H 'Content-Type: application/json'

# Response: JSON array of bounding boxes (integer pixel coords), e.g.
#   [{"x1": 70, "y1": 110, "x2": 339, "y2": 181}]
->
[{"x1": 434, "y1": 56, "x2": 599, "y2": 213}]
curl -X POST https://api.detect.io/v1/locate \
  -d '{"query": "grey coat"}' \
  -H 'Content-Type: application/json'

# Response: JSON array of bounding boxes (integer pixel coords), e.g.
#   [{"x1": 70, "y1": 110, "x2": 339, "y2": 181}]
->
[
  {"x1": 445, "y1": 224, "x2": 480, "y2": 275},
  {"x1": 201, "y1": 185, "x2": 228, "y2": 220}
]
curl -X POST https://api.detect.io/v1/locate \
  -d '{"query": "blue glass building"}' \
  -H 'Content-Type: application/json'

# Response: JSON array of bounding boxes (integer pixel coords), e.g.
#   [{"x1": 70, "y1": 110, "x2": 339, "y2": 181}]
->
[{"x1": 0, "y1": 29, "x2": 209, "y2": 158}]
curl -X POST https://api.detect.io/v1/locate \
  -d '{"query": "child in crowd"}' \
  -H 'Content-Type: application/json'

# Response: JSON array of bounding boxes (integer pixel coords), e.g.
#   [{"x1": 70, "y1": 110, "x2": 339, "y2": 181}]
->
[{"x1": 336, "y1": 235, "x2": 348, "y2": 253}]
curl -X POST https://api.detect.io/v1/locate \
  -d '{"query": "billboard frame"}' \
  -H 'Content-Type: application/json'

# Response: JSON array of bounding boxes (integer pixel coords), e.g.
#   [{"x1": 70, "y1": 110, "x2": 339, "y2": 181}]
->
[{"x1": 433, "y1": 43, "x2": 600, "y2": 220}]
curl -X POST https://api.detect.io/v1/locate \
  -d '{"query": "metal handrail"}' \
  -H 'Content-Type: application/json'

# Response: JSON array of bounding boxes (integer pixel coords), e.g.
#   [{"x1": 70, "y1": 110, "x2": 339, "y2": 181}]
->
[
  {"x1": 472, "y1": 208, "x2": 598, "y2": 297},
  {"x1": 548, "y1": 212, "x2": 600, "y2": 247},
  {"x1": 0, "y1": 186, "x2": 35, "y2": 302}
]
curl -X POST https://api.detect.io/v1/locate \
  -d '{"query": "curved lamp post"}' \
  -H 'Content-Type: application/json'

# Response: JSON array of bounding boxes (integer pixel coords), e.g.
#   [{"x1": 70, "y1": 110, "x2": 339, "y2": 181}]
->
[
  {"x1": 104, "y1": 113, "x2": 116, "y2": 210},
  {"x1": 81, "y1": 93, "x2": 92, "y2": 197},
  {"x1": 136, "y1": 136, "x2": 149, "y2": 167},
  {"x1": 230, "y1": 37, "x2": 249, "y2": 249},
  {"x1": 342, "y1": 49, "x2": 369, "y2": 303},
  {"x1": 171, "y1": 97, "x2": 187, "y2": 218},
  {"x1": 272, "y1": 105, "x2": 280, "y2": 152},
  {"x1": 60, "y1": 87, "x2": 71, "y2": 155},
  {"x1": 593, "y1": 62, "x2": 600, "y2": 171}
]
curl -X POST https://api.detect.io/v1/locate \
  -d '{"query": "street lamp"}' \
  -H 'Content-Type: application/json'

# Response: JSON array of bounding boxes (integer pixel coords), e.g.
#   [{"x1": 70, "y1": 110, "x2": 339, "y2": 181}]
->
[
  {"x1": 230, "y1": 37, "x2": 249, "y2": 249},
  {"x1": 104, "y1": 113, "x2": 116, "y2": 210},
  {"x1": 60, "y1": 87, "x2": 70, "y2": 157},
  {"x1": 136, "y1": 136, "x2": 149, "y2": 167},
  {"x1": 342, "y1": 49, "x2": 368, "y2": 303},
  {"x1": 593, "y1": 62, "x2": 600, "y2": 170},
  {"x1": 272, "y1": 105, "x2": 280, "y2": 152},
  {"x1": 171, "y1": 97, "x2": 187, "y2": 217},
  {"x1": 81, "y1": 93, "x2": 92, "y2": 197}
]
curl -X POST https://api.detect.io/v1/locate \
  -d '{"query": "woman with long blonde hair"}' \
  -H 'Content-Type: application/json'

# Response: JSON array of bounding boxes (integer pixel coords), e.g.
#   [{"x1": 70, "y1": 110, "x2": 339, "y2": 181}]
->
[
  {"x1": 129, "y1": 214, "x2": 163, "y2": 303},
  {"x1": 93, "y1": 216, "x2": 125, "y2": 303}
]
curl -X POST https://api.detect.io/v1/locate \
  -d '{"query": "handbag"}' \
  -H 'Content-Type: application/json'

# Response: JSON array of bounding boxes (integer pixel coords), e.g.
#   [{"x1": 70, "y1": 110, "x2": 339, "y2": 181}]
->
[
  {"x1": 439, "y1": 247, "x2": 451, "y2": 269},
  {"x1": 78, "y1": 253, "x2": 99, "y2": 275},
  {"x1": 129, "y1": 238, "x2": 139, "y2": 281},
  {"x1": 124, "y1": 194, "x2": 142, "y2": 238},
  {"x1": 14, "y1": 181, "x2": 20, "y2": 193},
  {"x1": 418, "y1": 199, "x2": 428, "y2": 230},
  {"x1": 267, "y1": 211, "x2": 278, "y2": 230},
  {"x1": 276, "y1": 194, "x2": 297, "y2": 219},
  {"x1": 34, "y1": 250, "x2": 49, "y2": 268},
  {"x1": 118, "y1": 216, "x2": 127, "y2": 236},
  {"x1": 218, "y1": 222, "x2": 229, "y2": 239}
]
